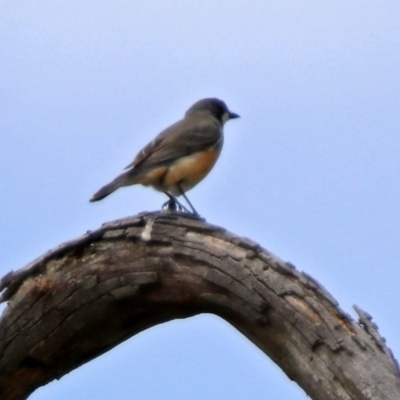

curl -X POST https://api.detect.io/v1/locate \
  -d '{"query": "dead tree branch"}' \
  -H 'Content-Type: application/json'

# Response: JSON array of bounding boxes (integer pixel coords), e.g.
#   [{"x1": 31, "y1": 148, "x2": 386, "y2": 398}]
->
[{"x1": 0, "y1": 212, "x2": 399, "y2": 400}]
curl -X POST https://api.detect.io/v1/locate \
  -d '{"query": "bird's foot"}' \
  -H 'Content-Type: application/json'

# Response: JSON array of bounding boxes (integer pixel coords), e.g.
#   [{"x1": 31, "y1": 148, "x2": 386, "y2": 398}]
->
[
  {"x1": 162, "y1": 198, "x2": 191, "y2": 214},
  {"x1": 162, "y1": 191, "x2": 201, "y2": 218}
]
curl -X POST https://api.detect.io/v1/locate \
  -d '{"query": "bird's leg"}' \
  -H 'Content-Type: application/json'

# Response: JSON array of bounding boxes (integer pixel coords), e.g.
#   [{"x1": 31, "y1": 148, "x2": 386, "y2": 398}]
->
[
  {"x1": 178, "y1": 184, "x2": 200, "y2": 217},
  {"x1": 162, "y1": 192, "x2": 190, "y2": 213}
]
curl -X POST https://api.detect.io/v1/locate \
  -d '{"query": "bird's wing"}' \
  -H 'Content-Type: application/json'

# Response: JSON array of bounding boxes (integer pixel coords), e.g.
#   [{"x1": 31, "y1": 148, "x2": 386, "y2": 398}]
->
[{"x1": 124, "y1": 116, "x2": 222, "y2": 170}]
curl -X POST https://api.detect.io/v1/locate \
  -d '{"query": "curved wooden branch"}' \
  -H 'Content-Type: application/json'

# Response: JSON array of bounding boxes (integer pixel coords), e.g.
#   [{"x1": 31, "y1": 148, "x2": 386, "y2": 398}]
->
[{"x1": 0, "y1": 212, "x2": 399, "y2": 400}]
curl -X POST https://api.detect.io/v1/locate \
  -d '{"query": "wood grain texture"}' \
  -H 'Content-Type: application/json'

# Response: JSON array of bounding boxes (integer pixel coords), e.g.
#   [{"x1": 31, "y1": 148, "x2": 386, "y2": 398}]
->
[{"x1": 0, "y1": 212, "x2": 399, "y2": 400}]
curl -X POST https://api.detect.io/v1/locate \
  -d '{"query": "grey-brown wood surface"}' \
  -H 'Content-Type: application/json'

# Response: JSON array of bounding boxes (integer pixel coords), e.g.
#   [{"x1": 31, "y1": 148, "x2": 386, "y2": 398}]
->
[{"x1": 0, "y1": 212, "x2": 399, "y2": 400}]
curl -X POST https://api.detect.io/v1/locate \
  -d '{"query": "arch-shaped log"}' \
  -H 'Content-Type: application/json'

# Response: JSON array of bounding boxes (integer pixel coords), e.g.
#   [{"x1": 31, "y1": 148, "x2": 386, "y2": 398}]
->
[{"x1": 0, "y1": 212, "x2": 399, "y2": 400}]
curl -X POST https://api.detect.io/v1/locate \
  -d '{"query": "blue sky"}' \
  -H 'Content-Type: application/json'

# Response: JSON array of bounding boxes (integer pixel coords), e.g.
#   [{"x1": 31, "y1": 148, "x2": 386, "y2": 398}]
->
[{"x1": 1, "y1": 2, "x2": 399, "y2": 399}]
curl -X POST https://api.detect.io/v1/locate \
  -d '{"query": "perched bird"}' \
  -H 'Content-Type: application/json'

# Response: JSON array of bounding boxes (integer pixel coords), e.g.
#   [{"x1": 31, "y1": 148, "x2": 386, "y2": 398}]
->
[{"x1": 90, "y1": 98, "x2": 239, "y2": 216}]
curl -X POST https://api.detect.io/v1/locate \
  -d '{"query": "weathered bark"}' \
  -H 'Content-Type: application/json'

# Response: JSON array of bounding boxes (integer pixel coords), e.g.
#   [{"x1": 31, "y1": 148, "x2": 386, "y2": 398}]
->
[{"x1": 0, "y1": 212, "x2": 399, "y2": 400}]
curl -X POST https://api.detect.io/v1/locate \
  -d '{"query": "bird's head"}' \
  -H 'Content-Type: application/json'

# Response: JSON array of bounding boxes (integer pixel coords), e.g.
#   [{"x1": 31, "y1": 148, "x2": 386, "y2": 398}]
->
[{"x1": 185, "y1": 98, "x2": 239, "y2": 125}]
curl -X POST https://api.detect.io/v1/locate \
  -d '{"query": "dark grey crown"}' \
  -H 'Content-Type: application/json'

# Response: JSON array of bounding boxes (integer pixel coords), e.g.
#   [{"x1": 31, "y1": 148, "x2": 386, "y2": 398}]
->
[{"x1": 185, "y1": 98, "x2": 239, "y2": 122}]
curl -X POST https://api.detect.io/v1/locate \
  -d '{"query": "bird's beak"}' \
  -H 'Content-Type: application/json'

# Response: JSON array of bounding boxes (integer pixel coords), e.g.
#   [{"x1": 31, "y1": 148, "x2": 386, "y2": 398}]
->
[{"x1": 228, "y1": 112, "x2": 240, "y2": 119}]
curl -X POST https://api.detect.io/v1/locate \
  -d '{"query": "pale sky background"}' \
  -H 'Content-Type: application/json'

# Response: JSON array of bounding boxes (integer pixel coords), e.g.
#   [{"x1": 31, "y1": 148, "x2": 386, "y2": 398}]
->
[{"x1": 1, "y1": 2, "x2": 400, "y2": 399}]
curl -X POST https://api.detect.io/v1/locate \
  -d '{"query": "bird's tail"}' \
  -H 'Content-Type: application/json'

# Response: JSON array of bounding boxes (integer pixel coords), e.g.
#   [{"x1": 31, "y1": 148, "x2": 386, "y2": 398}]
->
[{"x1": 90, "y1": 171, "x2": 135, "y2": 202}]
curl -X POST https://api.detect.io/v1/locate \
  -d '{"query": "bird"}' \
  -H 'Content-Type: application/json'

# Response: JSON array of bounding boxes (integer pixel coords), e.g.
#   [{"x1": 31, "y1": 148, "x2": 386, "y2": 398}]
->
[{"x1": 90, "y1": 98, "x2": 239, "y2": 216}]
